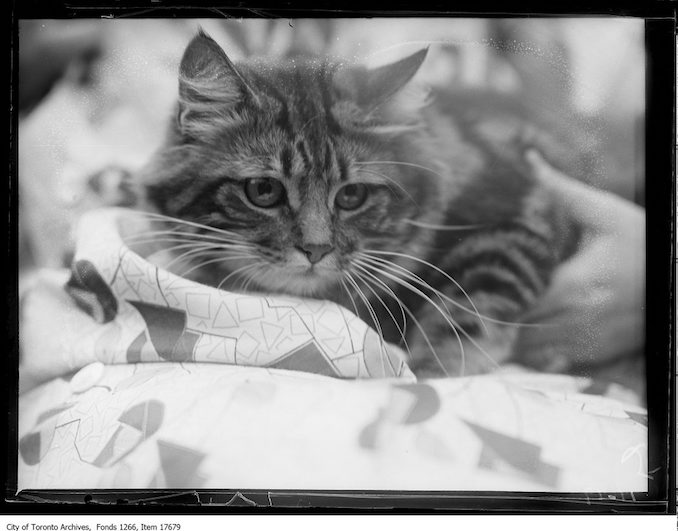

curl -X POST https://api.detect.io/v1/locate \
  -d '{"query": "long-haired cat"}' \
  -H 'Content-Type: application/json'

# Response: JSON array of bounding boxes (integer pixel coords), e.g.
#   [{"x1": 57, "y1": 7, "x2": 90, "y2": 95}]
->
[{"x1": 134, "y1": 30, "x2": 579, "y2": 377}]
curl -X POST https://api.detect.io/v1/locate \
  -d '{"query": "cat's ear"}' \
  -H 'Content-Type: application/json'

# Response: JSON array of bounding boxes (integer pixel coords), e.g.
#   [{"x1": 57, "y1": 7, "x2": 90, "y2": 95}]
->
[
  {"x1": 334, "y1": 48, "x2": 428, "y2": 111},
  {"x1": 177, "y1": 30, "x2": 259, "y2": 133}
]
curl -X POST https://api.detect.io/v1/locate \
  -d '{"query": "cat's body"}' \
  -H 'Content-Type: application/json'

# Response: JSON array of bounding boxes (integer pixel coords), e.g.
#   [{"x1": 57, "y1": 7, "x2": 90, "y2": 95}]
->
[{"x1": 137, "y1": 31, "x2": 579, "y2": 377}]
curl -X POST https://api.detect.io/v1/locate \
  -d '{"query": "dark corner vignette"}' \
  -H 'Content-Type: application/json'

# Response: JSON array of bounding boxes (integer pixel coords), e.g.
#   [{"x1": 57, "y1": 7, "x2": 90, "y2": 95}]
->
[{"x1": 5, "y1": 0, "x2": 676, "y2": 516}]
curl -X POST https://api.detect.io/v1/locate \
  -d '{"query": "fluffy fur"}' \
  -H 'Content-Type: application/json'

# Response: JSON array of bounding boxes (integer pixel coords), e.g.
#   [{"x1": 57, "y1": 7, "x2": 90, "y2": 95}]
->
[{"x1": 136, "y1": 31, "x2": 578, "y2": 376}]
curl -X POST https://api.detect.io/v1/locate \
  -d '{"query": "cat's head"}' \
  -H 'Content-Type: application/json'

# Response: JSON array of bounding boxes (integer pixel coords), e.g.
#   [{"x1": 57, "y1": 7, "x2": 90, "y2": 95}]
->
[{"x1": 141, "y1": 30, "x2": 450, "y2": 296}]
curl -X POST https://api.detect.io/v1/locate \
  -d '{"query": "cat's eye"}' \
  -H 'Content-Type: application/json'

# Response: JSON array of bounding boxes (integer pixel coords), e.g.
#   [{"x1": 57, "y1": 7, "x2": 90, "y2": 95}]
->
[
  {"x1": 335, "y1": 183, "x2": 368, "y2": 210},
  {"x1": 244, "y1": 178, "x2": 285, "y2": 208}
]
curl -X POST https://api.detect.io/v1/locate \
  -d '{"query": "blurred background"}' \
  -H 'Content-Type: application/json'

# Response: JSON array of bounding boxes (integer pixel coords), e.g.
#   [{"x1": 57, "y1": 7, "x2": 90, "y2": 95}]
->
[{"x1": 17, "y1": 17, "x2": 645, "y2": 281}]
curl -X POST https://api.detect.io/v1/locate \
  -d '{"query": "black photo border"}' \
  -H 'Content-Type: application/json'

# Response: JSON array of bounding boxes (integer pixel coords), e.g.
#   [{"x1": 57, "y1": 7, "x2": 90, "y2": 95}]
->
[{"x1": 4, "y1": 0, "x2": 676, "y2": 515}]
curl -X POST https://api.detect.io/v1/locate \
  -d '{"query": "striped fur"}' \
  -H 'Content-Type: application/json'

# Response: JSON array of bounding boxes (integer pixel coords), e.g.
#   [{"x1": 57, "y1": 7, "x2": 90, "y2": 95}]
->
[{"x1": 137, "y1": 32, "x2": 578, "y2": 376}]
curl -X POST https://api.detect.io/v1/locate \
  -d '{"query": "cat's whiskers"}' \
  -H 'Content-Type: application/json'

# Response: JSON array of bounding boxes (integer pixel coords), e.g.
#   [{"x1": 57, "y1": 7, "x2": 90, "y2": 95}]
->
[
  {"x1": 126, "y1": 229, "x2": 246, "y2": 247},
  {"x1": 131, "y1": 211, "x2": 243, "y2": 240},
  {"x1": 356, "y1": 257, "x2": 504, "y2": 375},
  {"x1": 339, "y1": 277, "x2": 362, "y2": 319},
  {"x1": 239, "y1": 264, "x2": 266, "y2": 293},
  {"x1": 354, "y1": 160, "x2": 446, "y2": 180},
  {"x1": 123, "y1": 213, "x2": 279, "y2": 291},
  {"x1": 360, "y1": 253, "x2": 485, "y2": 334},
  {"x1": 363, "y1": 264, "x2": 476, "y2": 376},
  {"x1": 351, "y1": 266, "x2": 451, "y2": 376},
  {"x1": 362, "y1": 249, "x2": 490, "y2": 335},
  {"x1": 340, "y1": 275, "x2": 397, "y2": 370},
  {"x1": 163, "y1": 245, "x2": 221, "y2": 271},
  {"x1": 352, "y1": 263, "x2": 409, "y2": 340},
  {"x1": 403, "y1": 219, "x2": 485, "y2": 231},
  {"x1": 174, "y1": 253, "x2": 257, "y2": 280},
  {"x1": 170, "y1": 253, "x2": 220, "y2": 277},
  {"x1": 344, "y1": 272, "x2": 388, "y2": 371},
  {"x1": 143, "y1": 241, "x2": 254, "y2": 259},
  {"x1": 163, "y1": 242, "x2": 255, "y2": 271},
  {"x1": 360, "y1": 253, "x2": 550, "y2": 330},
  {"x1": 350, "y1": 263, "x2": 408, "y2": 339},
  {"x1": 356, "y1": 257, "x2": 468, "y2": 375},
  {"x1": 353, "y1": 168, "x2": 419, "y2": 207},
  {"x1": 145, "y1": 245, "x2": 227, "y2": 274},
  {"x1": 127, "y1": 228, "x2": 249, "y2": 262},
  {"x1": 217, "y1": 263, "x2": 263, "y2": 291},
  {"x1": 350, "y1": 264, "x2": 412, "y2": 361}
]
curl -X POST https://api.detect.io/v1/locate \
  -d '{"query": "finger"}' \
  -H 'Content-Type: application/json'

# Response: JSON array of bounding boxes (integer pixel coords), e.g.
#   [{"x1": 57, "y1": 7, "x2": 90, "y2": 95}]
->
[
  {"x1": 525, "y1": 149, "x2": 644, "y2": 230},
  {"x1": 512, "y1": 341, "x2": 573, "y2": 373},
  {"x1": 520, "y1": 260, "x2": 594, "y2": 322},
  {"x1": 515, "y1": 300, "x2": 643, "y2": 368},
  {"x1": 514, "y1": 310, "x2": 581, "y2": 352}
]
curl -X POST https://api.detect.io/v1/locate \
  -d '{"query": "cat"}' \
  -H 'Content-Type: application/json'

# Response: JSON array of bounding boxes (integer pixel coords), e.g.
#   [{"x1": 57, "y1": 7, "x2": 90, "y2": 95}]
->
[{"x1": 134, "y1": 30, "x2": 580, "y2": 377}]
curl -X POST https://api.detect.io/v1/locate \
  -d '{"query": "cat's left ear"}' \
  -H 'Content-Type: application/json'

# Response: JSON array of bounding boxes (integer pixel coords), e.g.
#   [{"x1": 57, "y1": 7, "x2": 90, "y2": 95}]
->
[
  {"x1": 333, "y1": 48, "x2": 428, "y2": 112},
  {"x1": 177, "y1": 30, "x2": 259, "y2": 134}
]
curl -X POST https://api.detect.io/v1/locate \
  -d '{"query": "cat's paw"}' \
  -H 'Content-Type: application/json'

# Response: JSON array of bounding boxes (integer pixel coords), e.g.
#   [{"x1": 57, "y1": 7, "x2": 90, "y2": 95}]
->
[{"x1": 407, "y1": 322, "x2": 517, "y2": 378}]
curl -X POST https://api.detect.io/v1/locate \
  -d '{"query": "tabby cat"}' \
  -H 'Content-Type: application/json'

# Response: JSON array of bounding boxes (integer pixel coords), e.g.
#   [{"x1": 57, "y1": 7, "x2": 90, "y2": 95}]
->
[{"x1": 135, "y1": 30, "x2": 579, "y2": 377}]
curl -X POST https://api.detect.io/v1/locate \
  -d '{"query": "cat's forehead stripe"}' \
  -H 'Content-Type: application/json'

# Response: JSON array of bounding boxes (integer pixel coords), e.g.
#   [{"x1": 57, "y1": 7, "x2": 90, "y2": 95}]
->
[
  {"x1": 274, "y1": 65, "x2": 341, "y2": 139},
  {"x1": 244, "y1": 63, "x2": 351, "y2": 184},
  {"x1": 280, "y1": 145, "x2": 293, "y2": 178},
  {"x1": 295, "y1": 139, "x2": 311, "y2": 168},
  {"x1": 291, "y1": 69, "x2": 320, "y2": 129}
]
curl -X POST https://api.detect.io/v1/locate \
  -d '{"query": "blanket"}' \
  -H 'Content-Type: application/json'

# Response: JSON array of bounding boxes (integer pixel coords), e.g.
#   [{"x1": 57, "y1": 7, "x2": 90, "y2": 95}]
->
[
  {"x1": 17, "y1": 208, "x2": 647, "y2": 492},
  {"x1": 20, "y1": 208, "x2": 413, "y2": 391},
  {"x1": 18, "y1": 363, "x2": 648, "y2": 491}
]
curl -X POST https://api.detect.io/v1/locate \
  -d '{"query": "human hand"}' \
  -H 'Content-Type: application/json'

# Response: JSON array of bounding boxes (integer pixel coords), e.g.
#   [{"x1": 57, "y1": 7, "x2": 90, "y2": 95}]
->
[{"x1": 513, "y1": 150, "x2": 645, "y2": 373}]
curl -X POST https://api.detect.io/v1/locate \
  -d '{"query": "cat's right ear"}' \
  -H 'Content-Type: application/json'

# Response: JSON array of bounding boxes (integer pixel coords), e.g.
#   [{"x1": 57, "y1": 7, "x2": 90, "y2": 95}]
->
[
  {"x1": 177, "y1": 30, "x2": 259, "y2": 134},
  {"x1": 333, "y1": 48, "x2": 429, "y2": 113}
]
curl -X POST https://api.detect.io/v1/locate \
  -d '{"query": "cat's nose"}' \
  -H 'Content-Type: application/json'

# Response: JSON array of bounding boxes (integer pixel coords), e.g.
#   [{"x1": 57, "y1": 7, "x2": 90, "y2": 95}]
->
[{"x1": 297, "y1": 243, "x2": 334, "y2": 264}]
